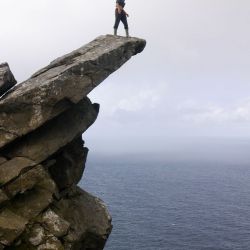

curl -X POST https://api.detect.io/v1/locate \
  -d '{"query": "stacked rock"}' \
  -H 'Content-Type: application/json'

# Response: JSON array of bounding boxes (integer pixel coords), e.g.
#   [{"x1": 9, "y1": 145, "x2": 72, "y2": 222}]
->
[{"x1": 0, "y1": 35, "x2": 146, "y2": 249}]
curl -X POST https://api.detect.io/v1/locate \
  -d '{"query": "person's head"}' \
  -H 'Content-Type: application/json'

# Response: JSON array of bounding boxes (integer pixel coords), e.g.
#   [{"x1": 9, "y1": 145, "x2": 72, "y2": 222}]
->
[{"x1": 116, "y1": 0, "x2": 125, "y2": 8}]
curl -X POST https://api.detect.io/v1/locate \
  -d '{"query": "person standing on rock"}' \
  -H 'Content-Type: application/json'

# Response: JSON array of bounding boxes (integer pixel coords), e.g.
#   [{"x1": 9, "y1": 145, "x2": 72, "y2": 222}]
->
[{"x1": 114, "y1": 0, "x2": 130, "y2": 37}]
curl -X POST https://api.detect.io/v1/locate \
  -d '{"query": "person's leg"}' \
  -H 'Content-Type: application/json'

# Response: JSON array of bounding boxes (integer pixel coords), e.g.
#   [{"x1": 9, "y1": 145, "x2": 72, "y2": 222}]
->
[
  {"x1": 125, "y1": 29, "x2": 129, "y2": 37},
  {"x1": 114, "y1": 12, "x2": 121, "y2": 35},
  {"x1": 121, "y1": 14, "x2": 129, "y2": 37}
]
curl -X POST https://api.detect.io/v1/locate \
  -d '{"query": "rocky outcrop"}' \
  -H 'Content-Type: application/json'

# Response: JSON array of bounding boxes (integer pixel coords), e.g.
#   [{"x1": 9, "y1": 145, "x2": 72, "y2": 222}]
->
[
  {"x1": 0, "y1": 63, "x2": 17, "y2": 97},
  {"x1": 0, "y1": 35, "x2": 146, "y2": 249}
]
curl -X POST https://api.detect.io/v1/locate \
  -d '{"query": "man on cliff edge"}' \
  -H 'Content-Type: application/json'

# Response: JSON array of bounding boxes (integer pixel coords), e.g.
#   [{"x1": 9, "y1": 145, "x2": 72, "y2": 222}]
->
[{"x1": 114, "y1": 0, "x2": 129, "y2": 37}]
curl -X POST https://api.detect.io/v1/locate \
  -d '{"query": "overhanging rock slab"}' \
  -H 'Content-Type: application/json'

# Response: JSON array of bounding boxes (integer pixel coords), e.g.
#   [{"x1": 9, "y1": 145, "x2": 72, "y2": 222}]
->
[{"x1": 0, "y1": 35, "x2": 146, "y2": 149}]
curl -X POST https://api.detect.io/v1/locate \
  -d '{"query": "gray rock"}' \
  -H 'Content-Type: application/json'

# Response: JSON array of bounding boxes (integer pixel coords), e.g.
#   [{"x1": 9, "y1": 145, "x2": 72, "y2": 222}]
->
[
  {"x1": 0, "y1": 157, "x2": 37, "y2": 187},
  {"x1": 54, "y1": 187, "x2": 112, "y2": 250},
  {"x1": 0, "y1": 35, "x2": 146, "y2": 149},
  {"x1": 40, "y1": 209, "x2": 70, "y2": 238},
  {"x1": 0, "y1": 63, "x2": 17, "y2": 97},
  {"x1": 48, "y1": 137, "x2": 88, "y2": 190},
  {"x1": 0, "y1": 208, "x2": 27, "y2": 246},
  {"x1": 6, "y1": 169, "x2": 57, "y2": 221},
  {"x1": 0, "y1": 35, "x2": 146, "y2": 249},
  {"x1": 27, "y1": 224, "x2": 46, "y2": 246},
  {"x1": 7, "y1": 186, "x2": 55, "y2": 220},
  {"x1": 0, "y1": 190, "x2": 8, "y2": 206},
  {"x1": 4, "y1": 98, "x2": 98, "y2": 164},
  {"x1": 37, "y1": 236, "x2": 64, "y2": 250},
  {"x1": 15, "y1": 223, "x2": 63, "y2": 249},
  {"x1": 0, "y1": 157, "x2": 6, "y2": 165},
  {"x1": 3, "y1": 165, "x2": 51, "y2": 198}
]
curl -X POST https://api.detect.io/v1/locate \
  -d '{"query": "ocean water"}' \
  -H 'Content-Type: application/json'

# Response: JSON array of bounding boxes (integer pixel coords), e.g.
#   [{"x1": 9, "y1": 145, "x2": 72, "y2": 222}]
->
[{"x1": 80, "y1": 152, "x2": 250, "y2": 250}]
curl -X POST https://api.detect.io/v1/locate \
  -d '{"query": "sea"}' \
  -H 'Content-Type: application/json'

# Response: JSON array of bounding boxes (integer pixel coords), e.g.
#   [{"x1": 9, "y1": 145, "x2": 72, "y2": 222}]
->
[{"x1": 80, "y1": 139, "x2": 250, "y2": 250}]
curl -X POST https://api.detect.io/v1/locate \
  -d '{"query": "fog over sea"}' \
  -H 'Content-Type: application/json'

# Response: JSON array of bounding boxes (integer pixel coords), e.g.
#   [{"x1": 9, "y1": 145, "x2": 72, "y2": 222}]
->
[{"x1": 80, "y1": 138, "x2": 250, "y2": 250}]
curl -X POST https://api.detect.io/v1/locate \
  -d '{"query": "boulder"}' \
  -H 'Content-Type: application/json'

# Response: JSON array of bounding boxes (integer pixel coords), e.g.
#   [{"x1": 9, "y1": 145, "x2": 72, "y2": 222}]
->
[
  {"x1": 0, "y1": 63, "x2": 17, "y2": 97},
  {"x1": 54, "y1": 187, "x2": 112, "y2": 250}
]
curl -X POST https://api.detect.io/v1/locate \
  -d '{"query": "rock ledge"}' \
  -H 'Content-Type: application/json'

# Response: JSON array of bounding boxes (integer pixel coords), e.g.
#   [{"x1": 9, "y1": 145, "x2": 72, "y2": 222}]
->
[{"x1": 0, "y1": 35, "x2": 146, "y2": 249}]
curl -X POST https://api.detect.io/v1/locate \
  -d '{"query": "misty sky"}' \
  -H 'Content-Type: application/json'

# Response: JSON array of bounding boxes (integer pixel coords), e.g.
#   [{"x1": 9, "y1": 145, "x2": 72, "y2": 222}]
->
[{"x1": 1, "y1": 0, "x2": 250, "y2": 153}]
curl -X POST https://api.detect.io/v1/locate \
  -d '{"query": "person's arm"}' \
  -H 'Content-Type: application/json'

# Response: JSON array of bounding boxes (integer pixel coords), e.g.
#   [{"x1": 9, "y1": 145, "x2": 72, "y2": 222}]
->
[
  {"x1": 116, "y1": 3, "x2": 129, "y2": 16},
  {"x1": 123, "y1": 9, "x2": 129, "y2": 17}
]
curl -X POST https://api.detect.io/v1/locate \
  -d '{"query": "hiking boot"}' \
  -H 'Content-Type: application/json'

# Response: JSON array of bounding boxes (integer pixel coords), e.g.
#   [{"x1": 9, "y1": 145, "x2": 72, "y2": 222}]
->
[{"x1": 125, "y1": 29, "x2": 130, "y2": 38}]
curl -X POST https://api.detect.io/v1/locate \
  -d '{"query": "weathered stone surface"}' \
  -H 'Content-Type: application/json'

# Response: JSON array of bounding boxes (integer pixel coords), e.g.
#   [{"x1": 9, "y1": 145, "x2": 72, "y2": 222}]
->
[
  {"x1": 0, "y1": 209, "x2": 27, "y2": 246},
  {"x1": 0, "y1": 63, "x2": 17, "y2": 97},
  {"x1": 0, "y1": 190, "x2": 8, "y2": 206},
  {"x1": 0, "y1": 157, "x2": 37, "y2": 187},
  {"x1": 27, "y1": 224, "x2": 46, "y2": 246},
  {"x1": 13, "y1": 227, "x2": 64, "y2": 250},
  {"x1": 0, "y1": 35, "x2": 146, "y2": 149},
  {"x1": 7, "y1": 190, "x2": 52, "y2": 221},
  {"x1": 7, "y1": 181, "x2": 56, "y2": 220},
  {"x1": 3, "y1": 165, "x2": 50, "y2": 198},
  {"x1": 3, "y1": 98, "x2": 98, "y2": 164},
  {"x1": 0, "y1": 35, "x2": 146, "y2": 249},
  {"x1": 0, "y1": 158, "x2": 6, "y2": 165},
  {"x1": 40, "y1": 209, "x2": 70, "y2": 238},
  {"x1": 37, "y1": 236, "x2": 64, "y2": 250},
  {"x1": 54, "y1": 187, "x2": 112, "y2": 250},
  {"x1": 48, "y1": 137, "x2": 88, "y2": 190}
]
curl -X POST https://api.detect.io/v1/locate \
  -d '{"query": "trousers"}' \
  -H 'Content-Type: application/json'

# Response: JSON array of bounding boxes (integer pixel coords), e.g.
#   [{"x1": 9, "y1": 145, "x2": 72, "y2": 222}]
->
[{"x1": 114, "y1": 10, "x2": 128, "y2": 30}]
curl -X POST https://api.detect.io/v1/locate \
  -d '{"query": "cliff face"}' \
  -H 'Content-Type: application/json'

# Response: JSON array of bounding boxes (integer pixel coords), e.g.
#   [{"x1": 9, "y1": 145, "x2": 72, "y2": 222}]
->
[{"x1": 0, "y1": 35, "x2": 146, "y2": 250}]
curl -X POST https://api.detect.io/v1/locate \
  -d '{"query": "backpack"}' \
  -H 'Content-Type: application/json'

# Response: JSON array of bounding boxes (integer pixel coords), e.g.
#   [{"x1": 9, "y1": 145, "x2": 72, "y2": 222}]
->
[{"x1": 117, "y1": 0, "x2": 125, "y2": 8}]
